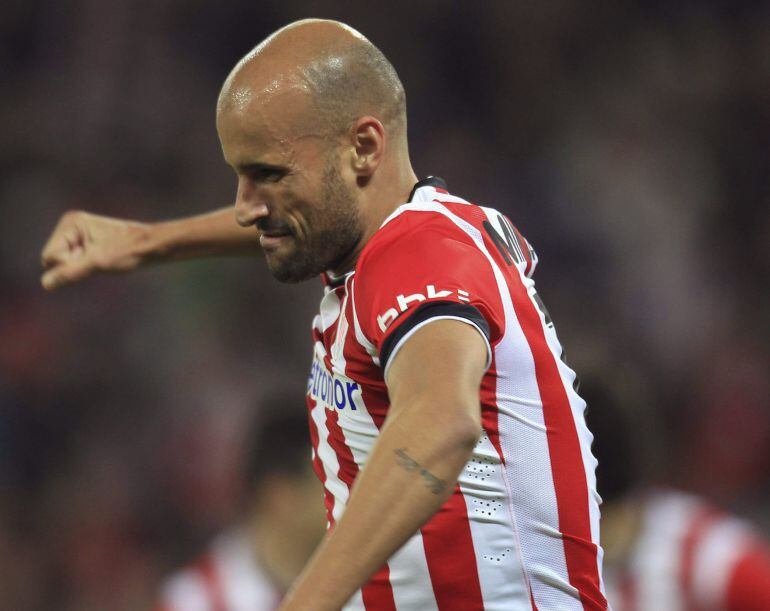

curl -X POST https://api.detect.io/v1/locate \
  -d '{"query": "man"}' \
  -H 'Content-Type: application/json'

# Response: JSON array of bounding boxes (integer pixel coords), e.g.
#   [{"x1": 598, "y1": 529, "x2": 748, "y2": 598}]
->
[
  {"x1": 41, "y1": 19, "x2": 607, "y2": 610},
  {"x1": 156, "y1": 396, "x2": 325, "y2": 611},
  {"x1": 584, "y1": 378, "x2": 770, "y2": 610}
]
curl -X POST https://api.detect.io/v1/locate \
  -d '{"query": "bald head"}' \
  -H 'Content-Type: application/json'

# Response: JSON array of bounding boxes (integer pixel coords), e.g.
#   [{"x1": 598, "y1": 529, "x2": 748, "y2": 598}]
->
[{"x1": 218, "y1": 19, "x2": 407, "y2": 139}]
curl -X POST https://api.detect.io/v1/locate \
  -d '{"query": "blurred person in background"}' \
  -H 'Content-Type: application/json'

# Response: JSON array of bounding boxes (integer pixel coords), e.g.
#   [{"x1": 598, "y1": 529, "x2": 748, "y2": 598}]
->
[
  {"x1": 584, "y1": 376, "x2": 770, "y2": 611},
  {"x1": 156, "y1": 393, "x2": 325, "y2": 611},
  {"x1": 40, "y1": 18, "x2": 608, "y2": 611}
]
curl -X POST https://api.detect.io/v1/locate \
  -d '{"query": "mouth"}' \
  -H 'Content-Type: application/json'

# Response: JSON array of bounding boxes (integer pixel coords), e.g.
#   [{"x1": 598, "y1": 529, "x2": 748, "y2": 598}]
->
[{"x1": 259, "y1": 230, "x2": 294, "y2": 248}]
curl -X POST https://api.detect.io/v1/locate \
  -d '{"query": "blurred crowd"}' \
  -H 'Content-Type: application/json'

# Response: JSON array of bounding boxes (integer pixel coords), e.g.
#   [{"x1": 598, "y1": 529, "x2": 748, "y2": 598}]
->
[{"x1": 1, "y1": 1, "x2": 768, "y2": 609}]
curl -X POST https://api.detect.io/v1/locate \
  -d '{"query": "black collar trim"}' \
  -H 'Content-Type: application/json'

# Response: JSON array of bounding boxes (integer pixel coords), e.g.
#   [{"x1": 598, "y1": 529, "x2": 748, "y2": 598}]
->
[{"x1": 408, "y1": 176, "x2": 448, "y2": 202}]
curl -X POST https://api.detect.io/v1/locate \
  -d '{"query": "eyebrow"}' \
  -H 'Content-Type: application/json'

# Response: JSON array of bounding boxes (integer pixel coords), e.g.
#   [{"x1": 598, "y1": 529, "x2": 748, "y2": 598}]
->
[{"x1": 235, "y1": 161, "x2": 287, "y2": 174}]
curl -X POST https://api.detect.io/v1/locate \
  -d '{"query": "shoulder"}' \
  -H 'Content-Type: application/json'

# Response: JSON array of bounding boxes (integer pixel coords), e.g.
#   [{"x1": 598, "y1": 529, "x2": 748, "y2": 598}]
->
[{"x1": 356, "y1": 198, "x2": 489, "y2": 277}]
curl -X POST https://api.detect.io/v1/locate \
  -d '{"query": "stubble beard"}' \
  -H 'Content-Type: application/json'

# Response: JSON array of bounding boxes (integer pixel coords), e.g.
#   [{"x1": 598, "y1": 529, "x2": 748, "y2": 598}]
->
[{"x1": 266, "y1": 156, "x2": 363, "y2": 284}]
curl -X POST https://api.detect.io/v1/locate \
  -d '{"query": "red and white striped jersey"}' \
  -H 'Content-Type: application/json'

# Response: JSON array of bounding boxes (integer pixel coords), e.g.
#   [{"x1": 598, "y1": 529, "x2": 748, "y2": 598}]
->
[
  {"x1": 306, "y1": 177, "x2": 607, "y2": 610},
  {"x1": 603, "y1": 490, "x2": 770, "y2": 611},
  {"x1": 155, "y1": 530, "x2": 281, "y2": 611}
]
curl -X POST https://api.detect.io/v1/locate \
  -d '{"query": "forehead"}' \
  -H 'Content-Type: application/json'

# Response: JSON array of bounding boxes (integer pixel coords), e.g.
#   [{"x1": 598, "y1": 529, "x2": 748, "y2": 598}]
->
[{"x1": 217, "y1": 69, "x2": 324, "y2": 164}]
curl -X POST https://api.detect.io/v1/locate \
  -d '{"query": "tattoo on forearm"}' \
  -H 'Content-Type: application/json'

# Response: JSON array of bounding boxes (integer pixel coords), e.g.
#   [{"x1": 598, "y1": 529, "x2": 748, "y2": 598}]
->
[{"x1": 394, "y1": 448, "x2": 448, "y2": 495}]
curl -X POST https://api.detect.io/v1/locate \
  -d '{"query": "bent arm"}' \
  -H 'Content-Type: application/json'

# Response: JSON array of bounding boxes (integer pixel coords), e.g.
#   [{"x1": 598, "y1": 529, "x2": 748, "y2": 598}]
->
[
  {"x1": 41, "y1": 206, "x2": 260, "y2": 290},
  {"x1": 279, "y1": 320, "x2": 487, "y2": 611}
]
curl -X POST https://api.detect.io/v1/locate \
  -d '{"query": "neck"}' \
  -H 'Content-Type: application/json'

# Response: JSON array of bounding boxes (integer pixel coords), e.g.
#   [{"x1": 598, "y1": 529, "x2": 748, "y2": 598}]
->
[
  {"x1": 249, "y1": 510, "x2": 314, "y2": 592},
  {"x1": 331, "y1": 155, "x2": 418, "y2": 276}
]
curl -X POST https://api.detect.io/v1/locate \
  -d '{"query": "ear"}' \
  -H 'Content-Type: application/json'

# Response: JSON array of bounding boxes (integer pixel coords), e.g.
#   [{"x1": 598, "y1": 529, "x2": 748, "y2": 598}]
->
[{"x1": 349, "y1": 116, "x2": 385, "y2": 177}]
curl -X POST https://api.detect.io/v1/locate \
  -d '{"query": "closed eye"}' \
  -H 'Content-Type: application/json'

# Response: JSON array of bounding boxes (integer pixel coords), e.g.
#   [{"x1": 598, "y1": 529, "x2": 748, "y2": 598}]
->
[{"x1": 238, "y1": 163, "x2": 288, "y2": 183}]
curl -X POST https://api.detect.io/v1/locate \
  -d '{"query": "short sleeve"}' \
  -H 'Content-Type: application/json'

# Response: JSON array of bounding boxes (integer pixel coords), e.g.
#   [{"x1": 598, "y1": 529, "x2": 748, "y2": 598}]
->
[{"x1": 354, "y1": 221, "x2": 504, "y2": 376}]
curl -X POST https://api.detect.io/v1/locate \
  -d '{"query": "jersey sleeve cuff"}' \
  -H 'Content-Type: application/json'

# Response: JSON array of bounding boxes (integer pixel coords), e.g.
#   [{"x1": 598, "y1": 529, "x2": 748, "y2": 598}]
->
[{"x1": 380, "y1": 301, "x2": 493, "y2": 379}]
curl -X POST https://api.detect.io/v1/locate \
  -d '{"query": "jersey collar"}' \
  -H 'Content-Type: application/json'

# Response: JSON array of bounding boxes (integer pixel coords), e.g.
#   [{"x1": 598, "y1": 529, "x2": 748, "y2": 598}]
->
[
  {"x1": 407, "y1": 176, "x2": 448, "y2": 203},
  {"x1": 378, "y1": 176, "x2": 449, "y2": 229}
]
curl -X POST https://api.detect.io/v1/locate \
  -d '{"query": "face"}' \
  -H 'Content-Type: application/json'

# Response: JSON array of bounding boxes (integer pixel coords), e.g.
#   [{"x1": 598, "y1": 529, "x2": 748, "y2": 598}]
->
[{"x1": 217, "y1": 89, "x2": 364, "y2": 283}]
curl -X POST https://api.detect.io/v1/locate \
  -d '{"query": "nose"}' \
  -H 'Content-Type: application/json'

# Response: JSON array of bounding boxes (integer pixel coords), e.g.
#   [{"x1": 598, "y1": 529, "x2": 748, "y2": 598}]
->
[{"x1": 234, "y1": 177, "x2": 269, "y2": 227}]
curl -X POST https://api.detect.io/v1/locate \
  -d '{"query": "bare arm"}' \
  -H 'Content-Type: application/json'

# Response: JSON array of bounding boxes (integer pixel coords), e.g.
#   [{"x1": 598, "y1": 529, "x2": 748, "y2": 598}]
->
[
  {"x1": 278, "y1": 320, "x2": 487, "y2": 611},
  {"x1": 40, "y1": 206, "x2": 260, "y2": 290}
]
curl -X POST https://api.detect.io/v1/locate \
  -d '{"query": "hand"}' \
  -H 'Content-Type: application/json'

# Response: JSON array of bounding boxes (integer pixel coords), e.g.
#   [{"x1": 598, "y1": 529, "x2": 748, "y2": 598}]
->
[{"x1": 40, "y1": 211, "x2": 151, "y2": 290}]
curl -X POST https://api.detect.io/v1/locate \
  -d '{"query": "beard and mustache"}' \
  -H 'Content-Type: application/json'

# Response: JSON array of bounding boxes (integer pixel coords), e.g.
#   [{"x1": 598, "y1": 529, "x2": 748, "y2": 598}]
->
[{"x1": 262, "y1": 155, "x2": 363, "y2": 284}]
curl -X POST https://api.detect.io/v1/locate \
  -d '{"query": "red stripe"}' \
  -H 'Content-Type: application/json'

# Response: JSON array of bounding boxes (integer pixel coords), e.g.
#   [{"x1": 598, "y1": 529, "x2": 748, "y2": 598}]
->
[
  {"x1": 679, "y1": 508, "x2": 718, "y2": 604},
  {"x1": 530, "y1": 589, "x2": 539, "y2": 611},
  {"x1": 498, "y1": 249, "x2": 605, "y2": 609},
  {"x1": 320, "y1": 285, "x2": 397, "y2": 610},
  {"x1": 325, "y1": 409, "x2": 396, "y2": 608},
  {"x1": 480, "y1": 362, "x2": 504, "y2": 464},
  {"x1": 325, "y1": 409, "x2": 359, "y2": 487},
  {"x1": 361, "y1": 564, "x2": 398, "y2": 611},
  {"x1": 194, "y1": 555, "x2": 227, "y2": 611},
  {"x1": 345, "y1": 278, "x2": 390, "y2": 430},
  {"x1": 306, "y1": 397, "x2": 335, "y2": 525},
  {"x1": 726, "y1": 543, "x2": 770, "y2": 611},
  {"x1": 420, "y1": 487, "x2": 485, "y2": 610}
]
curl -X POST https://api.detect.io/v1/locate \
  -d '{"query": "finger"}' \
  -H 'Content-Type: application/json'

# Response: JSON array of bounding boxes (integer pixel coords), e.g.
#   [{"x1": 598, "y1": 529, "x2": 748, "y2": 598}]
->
[
  {"x1": 41, "y1": 230, "x2": 75, "y2": 267},
  {"x1": 41, "y1": 228, "x2": 84, "y2": 268},
  {"x1": 41, "y1": 259, "x2": 94, "y2": 291},
  {"x1": 41, "y1": 215, "x2": 71, "y2": 262},
  {"x1": 41, "y1": 233, "x2": 67, "y2": 267}
]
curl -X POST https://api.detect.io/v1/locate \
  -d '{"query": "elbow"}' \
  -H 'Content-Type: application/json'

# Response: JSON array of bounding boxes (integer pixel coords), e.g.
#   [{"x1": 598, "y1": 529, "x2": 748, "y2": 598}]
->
[
  {"x1": 442, "y1": 409, "x2": 483, "y2": 455},
  {"x1": 458, "y1": 416, "x2": 483, "y2": 450}
]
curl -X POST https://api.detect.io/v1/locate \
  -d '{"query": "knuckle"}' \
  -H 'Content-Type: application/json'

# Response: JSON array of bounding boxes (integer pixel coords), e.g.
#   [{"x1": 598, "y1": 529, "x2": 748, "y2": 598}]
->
[{"x1": 61, "y1": 209, "x2": 85, "y2": 224}]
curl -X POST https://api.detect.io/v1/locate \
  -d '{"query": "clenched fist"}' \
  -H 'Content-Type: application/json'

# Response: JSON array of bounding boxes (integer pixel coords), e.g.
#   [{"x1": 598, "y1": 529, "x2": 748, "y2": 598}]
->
[{"x1": 40, "y1": 211, "x2": 151, "y2": 290}]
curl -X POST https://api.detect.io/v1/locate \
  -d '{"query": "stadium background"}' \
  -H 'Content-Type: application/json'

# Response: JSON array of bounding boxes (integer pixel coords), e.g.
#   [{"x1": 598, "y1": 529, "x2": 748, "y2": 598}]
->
[{"x1": 1, "y1": 1, "x2": 768, "y2": 609}]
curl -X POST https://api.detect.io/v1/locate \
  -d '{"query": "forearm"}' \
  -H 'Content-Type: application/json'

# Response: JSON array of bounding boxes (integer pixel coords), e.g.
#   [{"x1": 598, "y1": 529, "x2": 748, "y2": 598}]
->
[
  {"x1": 280, "y1": 400, "x2": 480, "y2": 610},
  {"x1": 41, "y1": 206, "x2": 262, "y2": 290},
  {"x1": 142, "y1": 206, "x2": 261, "y2": 263}
]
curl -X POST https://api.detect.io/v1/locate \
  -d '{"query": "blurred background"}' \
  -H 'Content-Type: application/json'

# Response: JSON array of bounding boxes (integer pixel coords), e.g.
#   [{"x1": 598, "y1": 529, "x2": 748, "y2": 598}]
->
[{"x1": 1, "y1": 1, "x2": 769, "y2": 609}]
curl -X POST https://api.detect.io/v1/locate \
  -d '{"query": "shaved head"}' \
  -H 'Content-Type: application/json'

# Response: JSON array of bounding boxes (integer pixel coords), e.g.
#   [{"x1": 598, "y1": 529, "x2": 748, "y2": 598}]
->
[{"x1": 218, "y1": 19, "x2": 406, "y2": 139}]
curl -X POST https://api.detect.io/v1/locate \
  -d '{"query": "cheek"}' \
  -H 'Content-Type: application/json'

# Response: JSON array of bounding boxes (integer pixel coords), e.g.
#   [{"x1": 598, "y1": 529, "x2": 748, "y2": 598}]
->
[{"x1": 285, "y1": 199, "x2": 319, "y2": 240}]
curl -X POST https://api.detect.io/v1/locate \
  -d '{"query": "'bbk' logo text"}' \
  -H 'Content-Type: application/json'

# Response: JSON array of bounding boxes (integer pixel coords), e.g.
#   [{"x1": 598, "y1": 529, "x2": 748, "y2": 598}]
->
[{"x1": 377, "y1": 284, "x2": 470, "y2": 332}]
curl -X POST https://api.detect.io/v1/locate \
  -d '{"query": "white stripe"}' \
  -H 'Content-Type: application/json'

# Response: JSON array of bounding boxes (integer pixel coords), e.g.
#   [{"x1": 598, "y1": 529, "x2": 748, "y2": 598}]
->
[
  {"x1": 633, "y1": 492, "x2": 697, "y2": 611},
  {"x1": 380, "y1": 189, "x2": 471, "y2": 229},
  {"x1": 160, "y1": 572, "x2": 210, "y2": 611},
  {"x1": 349, "y1": 276, "x2": 380, "y2": 366},
  {"x1": 342, "y1": 588, "x2": 366, "y2": 611},
  {"x1": 388, "y1": 532, "x2": 440, "y2": 611},
  {"x1": 457, "y1": 430, "x2": 532, "y2": 609},
  {"x1": 330, "y1": 283, "x2": 379, "y2": 471},
  {"x1": 213, "y1": 533, "x2": 278, "y2": 610},
  {"x1": 309, "y1": 358, "x2": 349, "y2": 523},
  {"x1": 331, "y1": 290, "x2": 350, "y2": 371},
  {"x1": 320, "y1": 290, "x2": 342, "y2": 333},
  {"x1": 692, "y1": 516, "x2": 752, "y2": 608}
]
